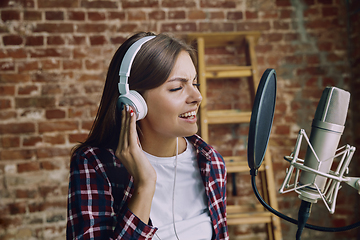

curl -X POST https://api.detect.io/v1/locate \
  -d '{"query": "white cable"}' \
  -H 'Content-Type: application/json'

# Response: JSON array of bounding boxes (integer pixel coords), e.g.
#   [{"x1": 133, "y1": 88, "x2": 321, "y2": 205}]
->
[{"x1": 172, "y1": 137, "x2": 180, "y2": 240}]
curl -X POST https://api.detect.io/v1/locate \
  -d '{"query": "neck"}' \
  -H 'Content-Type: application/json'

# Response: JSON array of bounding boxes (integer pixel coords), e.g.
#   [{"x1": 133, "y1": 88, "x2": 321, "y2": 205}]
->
[{"x1": 140, "y1": 135, "x2": 186, "y2": 157}]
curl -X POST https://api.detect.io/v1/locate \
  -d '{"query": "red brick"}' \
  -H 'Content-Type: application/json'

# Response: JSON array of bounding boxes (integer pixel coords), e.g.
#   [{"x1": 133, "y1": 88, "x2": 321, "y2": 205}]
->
[
  {"x1": 0, "y1": 83, "x2": 15, "y2": 95},
  {"x1": 15, "y1": 97, "x2": 56, "y2": 108},
  {"x1": 63, "y1": 59, "x2": 82, "y2": 70},
  {"x1": 36, "y1": 147, "x2": 70, "y2": 158},
  {"x1": 1, "y1": 149, "x2": 35, "y2": 160},
  {"x1": 38, "y1": 120, "x2": 78, "y2": 133},
  {"x1": 318, "y1": 0, "x2": 333, "y2": 4},
  {"x1": 274, "y1": 21, "x2": 290, "y2": 30},
  {"x1": 47, "y1": 36, "x2": 65, "y2": 45},
  {"x1": 236, "y1": 22, "x2": 271, "y2": 31},
  {"x1": 317, "y1": 41, "x2": 333, "y2": 51},
  {"x1": 38, "y1": 0, "x2": 78, "y2": 8},
  {"x1": 279, "y1": 9, "x2": 292, "y2": 19},
  {"x1": 45, "y1": 11, "x2": 64, "y2": 20},
  {"x1": 3, "y1": 35, "x2": 23, "y2": 45},
  {"x1": 16, "y1": 189, "x2": 38, "y2": 198},
  {"x1": 110, "y1": 36, "x2": 126, "y2": 45},
  {"x1": 81, "y1": 0, "x2": 118, "y2": 8},
  {"x1": 40, "y1": 160, "x2": 60, "y2": 170},
  {"x1": 209, "y1": 11, "x2": 225, "y2": 19},
  {"x1": 261, "y1": 10, "x2": 278, "y2": 19},
  {"x1": 122, "y1": 0, "x2": 158, "y2": 8},
  {"x1": 69, "y1": 133, "x2": 88, "y2": 143},
  {"x1": 40, "y1": 59, "x2": 60, "y2": 70},
  {"x1": 89, "y1": 35, "x2": 107, "y2": 45},
  {"x1": 1, "y1": 10, "x2": 20, "y2": 21},
  {"x1": 306, "y1": 19, "x2": 332, "y2": 29},
  {"x1": 0, "y1": 61, "x2": 15, "y2": 71},
  {"x1": 0, "y1": 0, "x2": 35, "y2": 8},
  {"x1": 18, "y1": 85, "x2": 38, "y2": 95},
  {"x1": 108, "y1": 11, "x2": 126, "y2": 20},
  {"x1": 189, "y1": 10, "x2": 206, "y2": 20},
  {"x1": 8, "y1": 202, "x2": 27, "y2": 215},
  {"x1": 77, "y1": 23, "x2": 107, "y2": 33},
  {"x1": 306, "y1": 54, "x2": 320, "y2": 65},
  {"x1": 68, "y1": 36, "x2": 86, "y2": 45},
  {"x1": 1, "y1": 136, "x2": 20, "y2": 148},
  {"x1": 162, "y1": 22, "x2": 197, "y2": 32},
  {"x1": 25, "y1": 36, "x2": 44, "y2": 46},
  {"x1": 0, "y1": 110, "x2": 16, "y2": 120},
  {"x1": 0, "y1": 99, "x2": 11, "y2": 109},
  {"x1": 88, "y1": 11, "x2": 106, "y2": 21},
  {"x1": 84, "y1": 59, "x2": 102, "y2": 70},
  {"x1": 128, "y1": 10, "x2": 146, "y2": 21},
  {"x1": 17, "y1": 162, "x2": 40, "y2": 172},
  {"x1": 82, "y1": 120, "x2": 94, "y2": 130},
  {"x1": 149, "y1": 10, "x2": 165, "y2": 20},
  {"x1": 200, "y1": 0, "x2": 236, "y2": 8},
  {"x1": 0, "y1": 122, "x2": 35, "y2": 134},
  {"x1": 276, "y1": 0, "x2": 291, "y2": 7},
  {"x1": 43, "y1": 134, "x2": 65, "y2": 145},
  {"x1": 227, "y1": 11, "x2": 243, "y2": 20},
  {"x1": 24, "y1": 10, "x2": 42, "y2": 21},
  {"x1": 168, "y1": 11, "x2": 185, "y2": 19},
  {"x1": 162, "y1": 0, "x2": 195, "y2": 7},
  {"x1": 322, "y1": 6, "x2": 338, "y2": 17},
  {"x1": 23, "y1": 136, "x2": 42, "y2": 146},
  {"x1": 245, "y1": 11, "x2": 258, "y2": 19},
  {"x1": 34, "y1": 23, "x2": 73, "y2": 33},
  {"x1": 6, "y1": 49, "x2": 27, "y2": 59},
  {"x1": 45, "y1": 109, "x2": 66, "y2": 119},
  {"x1": 67, "y1": 11, "x2": 85, "y2": 21},
  {"x1": 30, "y1": 48, "x2": 71, "y2": 58}
]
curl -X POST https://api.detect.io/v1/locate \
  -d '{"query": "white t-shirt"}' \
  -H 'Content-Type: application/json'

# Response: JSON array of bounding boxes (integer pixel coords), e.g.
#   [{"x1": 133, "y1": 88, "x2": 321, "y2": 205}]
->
[{"x1": 144, "y1": 138, "x2": 213, "y2": 240}]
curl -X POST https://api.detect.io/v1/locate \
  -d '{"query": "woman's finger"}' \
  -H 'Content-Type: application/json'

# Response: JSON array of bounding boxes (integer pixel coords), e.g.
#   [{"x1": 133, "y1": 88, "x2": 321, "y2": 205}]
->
[{"x1": 128, "y1": 107, "x2": 139, "y2": 148}]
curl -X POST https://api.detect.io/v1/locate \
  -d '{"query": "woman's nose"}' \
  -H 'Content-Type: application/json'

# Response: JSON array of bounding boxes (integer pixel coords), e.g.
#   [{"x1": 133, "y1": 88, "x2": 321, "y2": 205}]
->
[{"x1": 188, "y1": 86, "x2": 202, "y2": 104}]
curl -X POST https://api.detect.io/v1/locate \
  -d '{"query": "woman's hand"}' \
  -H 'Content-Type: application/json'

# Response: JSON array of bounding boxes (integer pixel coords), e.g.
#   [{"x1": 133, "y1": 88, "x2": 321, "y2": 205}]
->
[
  {"x1": 115, "y1": 104, "x2": 156, "y2": 223},
  {"x1": 116, "y1": 104, "x2": 157, "y2": 186}
]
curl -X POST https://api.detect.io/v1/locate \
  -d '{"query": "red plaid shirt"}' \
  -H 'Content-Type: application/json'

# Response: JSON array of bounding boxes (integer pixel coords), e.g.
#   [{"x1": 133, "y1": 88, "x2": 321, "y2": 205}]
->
[{"x1": 67, "y1": 134, "x2": 228, "y2": 240}]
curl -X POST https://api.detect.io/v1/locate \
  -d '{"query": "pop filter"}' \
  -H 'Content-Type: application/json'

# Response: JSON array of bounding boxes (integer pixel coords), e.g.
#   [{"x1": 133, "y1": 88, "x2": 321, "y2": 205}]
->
[
  {"x1": 247, "y1": 69, "x2": 360, "y2": 238},
  {"x1": 248, "y1": 68, "x2": 277, "y2": 175}
]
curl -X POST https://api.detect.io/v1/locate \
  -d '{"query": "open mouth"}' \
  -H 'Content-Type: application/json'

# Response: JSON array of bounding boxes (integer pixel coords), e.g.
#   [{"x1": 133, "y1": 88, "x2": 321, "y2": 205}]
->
[{"x1": 179, "y1": 110, "x2": 196, "y2": 119}]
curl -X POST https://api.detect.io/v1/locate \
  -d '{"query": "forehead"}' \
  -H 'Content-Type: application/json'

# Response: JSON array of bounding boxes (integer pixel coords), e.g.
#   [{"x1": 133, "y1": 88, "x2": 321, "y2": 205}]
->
[{"x1": 167, "y1": 51, "x2": 196, "y2": 80}]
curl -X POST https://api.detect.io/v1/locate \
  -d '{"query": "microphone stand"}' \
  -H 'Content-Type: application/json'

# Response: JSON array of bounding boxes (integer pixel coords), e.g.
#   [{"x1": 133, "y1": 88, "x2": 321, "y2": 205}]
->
[{"x1": 296, "y1": 201, "x2": 312, "y2": 240}]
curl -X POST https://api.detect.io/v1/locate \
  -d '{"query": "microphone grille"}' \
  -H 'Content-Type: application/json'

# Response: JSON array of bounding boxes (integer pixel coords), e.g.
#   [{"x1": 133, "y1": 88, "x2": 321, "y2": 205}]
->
[{"x1": 314, "y1": 87, "x2": 350, "y2": 126}]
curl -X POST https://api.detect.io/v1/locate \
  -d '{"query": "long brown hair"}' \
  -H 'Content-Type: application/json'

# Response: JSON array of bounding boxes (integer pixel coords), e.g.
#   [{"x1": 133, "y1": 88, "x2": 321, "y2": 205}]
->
[{"x1": 73, "y1": 32, "x2": 196, "y2": 153}]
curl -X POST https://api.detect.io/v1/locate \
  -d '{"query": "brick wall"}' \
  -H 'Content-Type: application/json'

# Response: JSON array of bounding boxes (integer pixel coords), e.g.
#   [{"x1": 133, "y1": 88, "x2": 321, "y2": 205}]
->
[{"x1": 0, "y1": 0, "x2": 359, "y2": 239}]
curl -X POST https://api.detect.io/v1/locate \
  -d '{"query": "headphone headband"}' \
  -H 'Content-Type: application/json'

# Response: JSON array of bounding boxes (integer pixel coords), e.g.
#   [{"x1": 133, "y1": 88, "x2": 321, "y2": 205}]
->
[{"x1": 118, "y1": 35, "x2": 156, "y2": 95}]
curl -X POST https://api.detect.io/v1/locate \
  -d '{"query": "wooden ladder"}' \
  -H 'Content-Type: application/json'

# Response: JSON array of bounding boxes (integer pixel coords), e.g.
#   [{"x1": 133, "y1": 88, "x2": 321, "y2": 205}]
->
[{"x1": 187, "y1": 32, "x2": 282, "y2": 240}]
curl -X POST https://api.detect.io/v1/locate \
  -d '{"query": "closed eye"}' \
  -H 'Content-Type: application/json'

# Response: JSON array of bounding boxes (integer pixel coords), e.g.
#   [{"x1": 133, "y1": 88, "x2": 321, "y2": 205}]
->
[{"x1": 170, "y1": 87, "x2": 182, "y2": 92}]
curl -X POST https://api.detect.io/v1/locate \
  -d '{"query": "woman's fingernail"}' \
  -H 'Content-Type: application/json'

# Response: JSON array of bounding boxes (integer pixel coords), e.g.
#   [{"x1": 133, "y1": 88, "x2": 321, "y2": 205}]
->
[
  {"x1": 126, "y1": 105, "x2": 129, "y2": 112},
  {"x1": 130, "y1": 109, "x2": 134, "y2": 116}
]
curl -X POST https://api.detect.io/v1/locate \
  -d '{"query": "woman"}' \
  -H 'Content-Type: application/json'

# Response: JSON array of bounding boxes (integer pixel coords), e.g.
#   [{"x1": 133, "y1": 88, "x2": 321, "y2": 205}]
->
[{"x1": 67, "y1": 32, "x2": 228, "y2": 240}]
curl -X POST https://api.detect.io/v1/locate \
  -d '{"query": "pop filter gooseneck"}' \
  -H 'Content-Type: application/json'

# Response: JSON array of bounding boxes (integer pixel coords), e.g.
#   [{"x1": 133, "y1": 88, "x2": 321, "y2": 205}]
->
[{"x1": 247, "y1": 69, "x2": 360, "y2": 238}]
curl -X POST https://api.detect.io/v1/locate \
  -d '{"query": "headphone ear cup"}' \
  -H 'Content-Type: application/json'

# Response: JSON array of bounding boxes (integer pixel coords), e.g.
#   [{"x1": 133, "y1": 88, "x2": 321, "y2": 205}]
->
[{"x1": 118, "y1": 90, "x2": 148, "y2": 121}]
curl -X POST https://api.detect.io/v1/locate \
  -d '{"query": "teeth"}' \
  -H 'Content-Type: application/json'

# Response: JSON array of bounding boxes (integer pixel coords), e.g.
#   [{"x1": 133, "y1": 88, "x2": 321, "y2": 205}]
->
[{"x1": 179, "y1": 111, "x2": 196, "y2": 118}]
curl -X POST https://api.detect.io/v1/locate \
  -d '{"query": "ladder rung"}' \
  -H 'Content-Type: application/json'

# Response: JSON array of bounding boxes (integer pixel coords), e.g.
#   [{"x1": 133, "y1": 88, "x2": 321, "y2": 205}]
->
[
  {"x1": 206, "y1": 110, "x2": 251, "y2": 124},
  {"x1": 187, "y1": 31, "x2": 261, "y2": 47},
  {"x1": 227, "y1": 211, "x2": 273, "y2": 225},
  {"x1": 224, "y1": 156, "x2": 266, "y2": 173},
  {"x1": 205, "y1": 65, "x2": 253, "y2": 78},
  {"x1": 227, "y1": 204, "x2": 264, "y2": 214}
]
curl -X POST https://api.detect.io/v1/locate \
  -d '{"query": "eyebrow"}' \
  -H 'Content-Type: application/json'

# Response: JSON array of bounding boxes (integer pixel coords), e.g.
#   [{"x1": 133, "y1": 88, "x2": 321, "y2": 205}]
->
[{"x1": 167, "y1": 74, "x2": 198, "y2": 83}]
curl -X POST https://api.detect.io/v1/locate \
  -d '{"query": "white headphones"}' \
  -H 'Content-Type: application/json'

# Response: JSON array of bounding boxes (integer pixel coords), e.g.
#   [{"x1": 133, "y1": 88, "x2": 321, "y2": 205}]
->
[{"x1": 118, "y1": 35, "x2": 156, "y2": 120}]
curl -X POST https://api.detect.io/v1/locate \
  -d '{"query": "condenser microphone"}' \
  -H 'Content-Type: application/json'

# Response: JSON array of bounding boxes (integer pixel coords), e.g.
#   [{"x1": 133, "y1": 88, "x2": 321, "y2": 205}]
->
[
  {"x1": 295, "y1": 86, "x2": 350, "y2": 239},
  {"x1": 298, "y1": 87, "x2": 350, "y2": 203}
]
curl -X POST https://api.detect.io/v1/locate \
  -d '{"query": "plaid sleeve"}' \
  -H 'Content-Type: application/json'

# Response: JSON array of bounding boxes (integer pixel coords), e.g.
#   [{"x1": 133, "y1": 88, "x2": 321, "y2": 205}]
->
[{"x1": 66, "y1": 147, "x2": 157, "y2": 240}]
